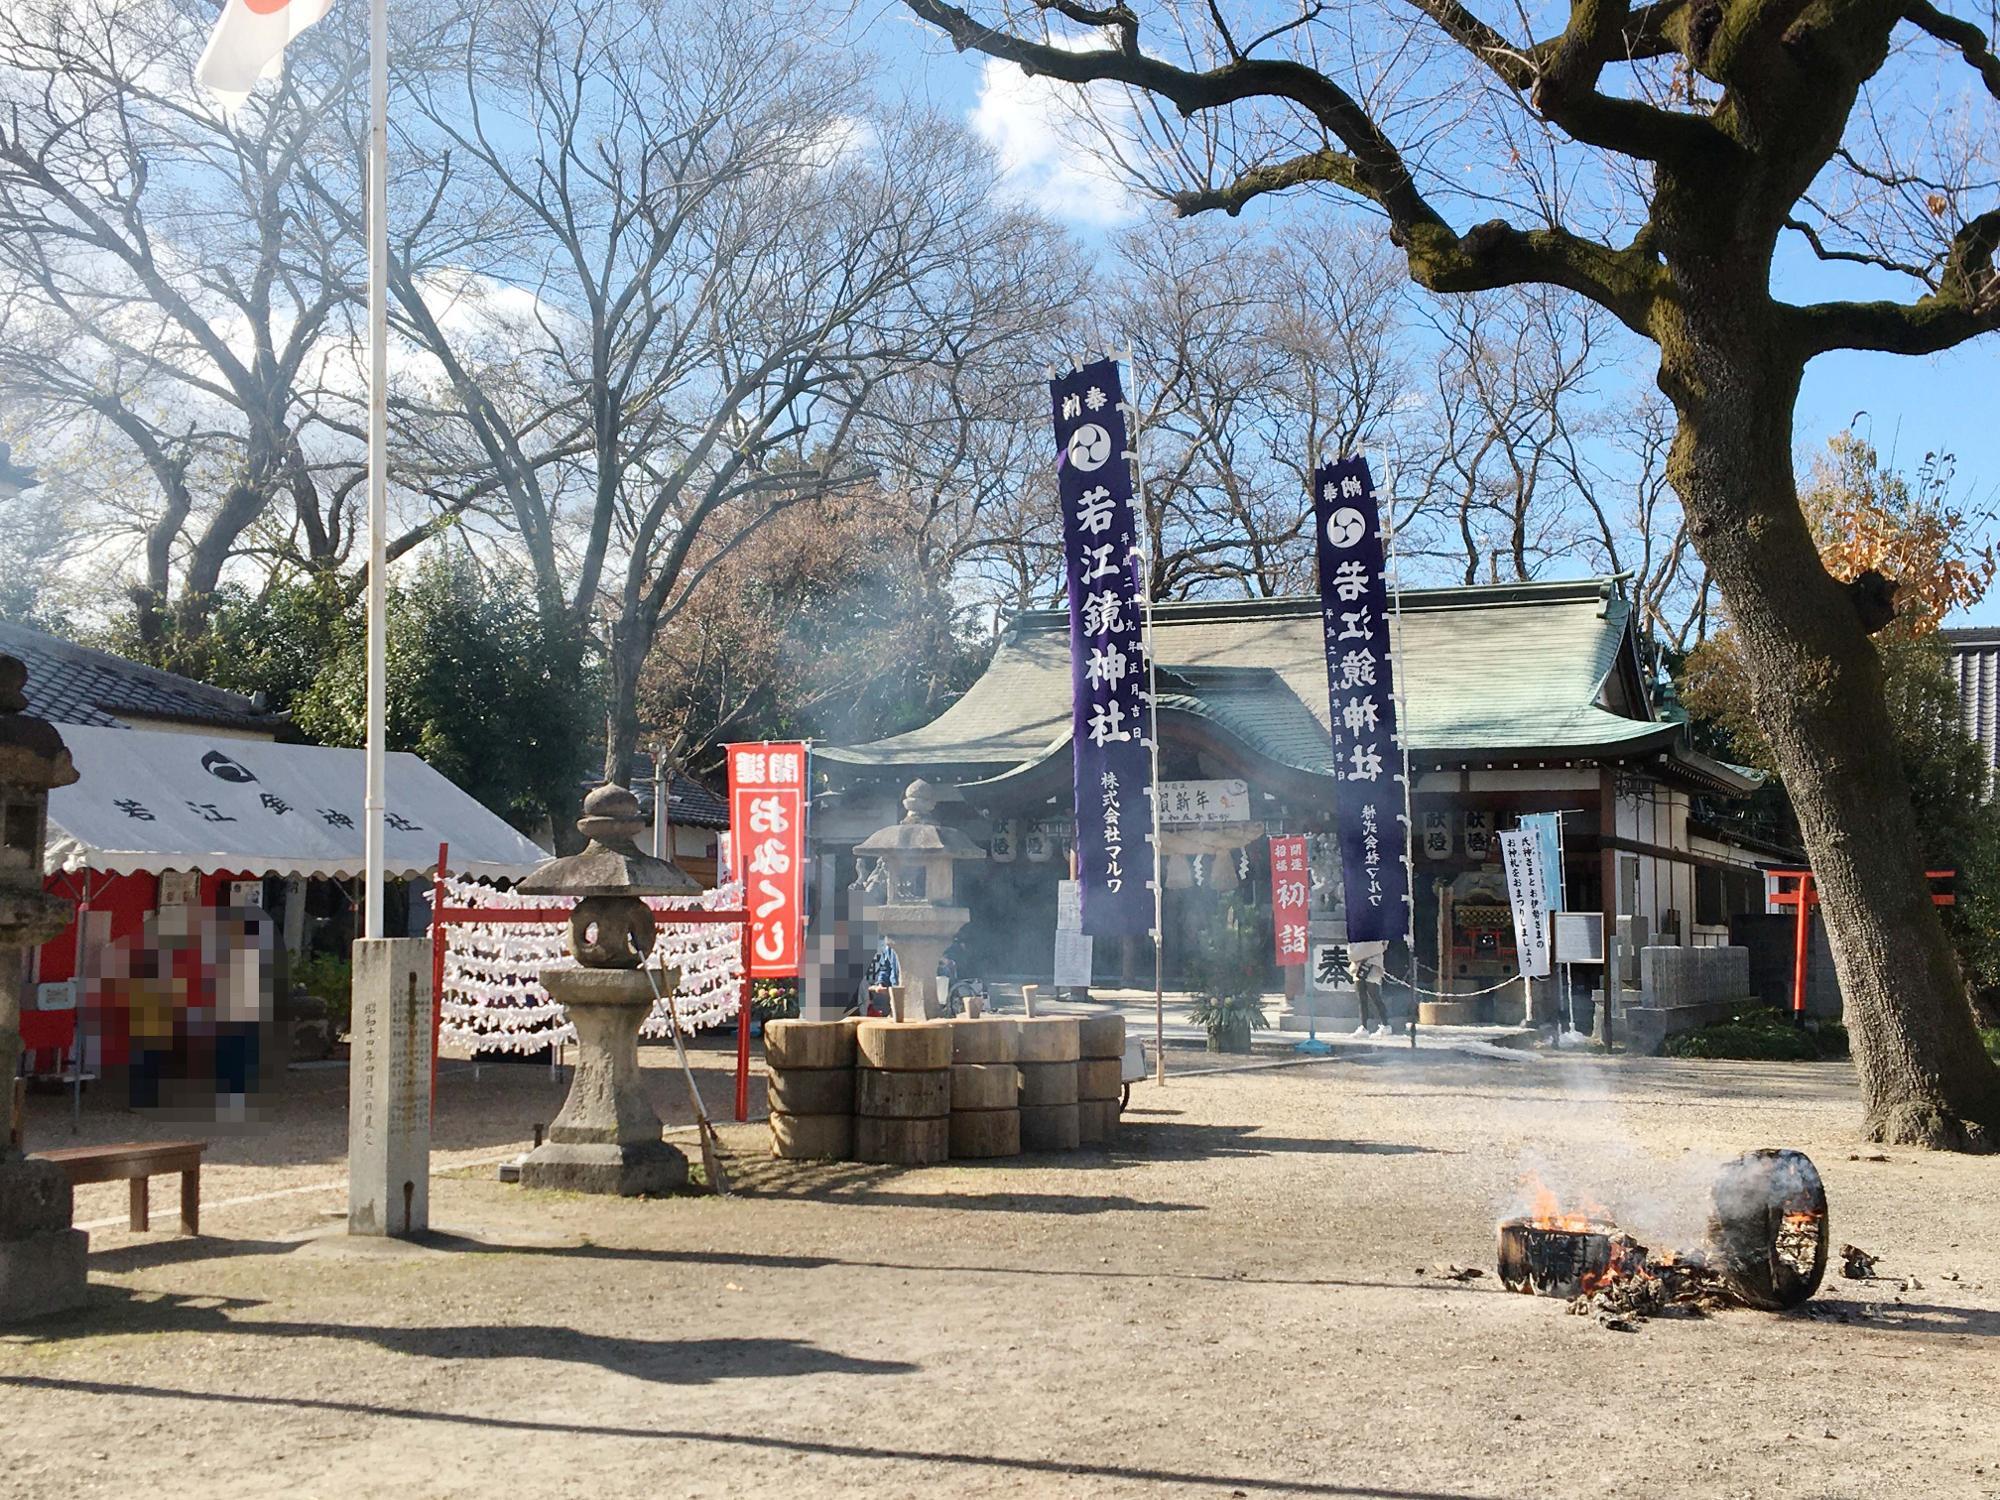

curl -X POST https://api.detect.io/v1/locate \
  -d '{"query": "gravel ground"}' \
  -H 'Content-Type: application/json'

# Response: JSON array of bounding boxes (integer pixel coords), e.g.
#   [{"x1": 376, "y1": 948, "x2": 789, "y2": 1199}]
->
[{"x1": 3, "y1": 1040, "x2": 1997, "y2": 1500}]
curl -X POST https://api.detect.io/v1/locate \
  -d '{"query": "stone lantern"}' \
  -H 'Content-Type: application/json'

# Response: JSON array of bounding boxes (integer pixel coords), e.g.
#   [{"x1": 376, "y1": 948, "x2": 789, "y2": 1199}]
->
[
  {"x1": 0, "y1": 655, "x2": 84, "y2": 1321},
  {"x1": 515, "y1": 783, "x2": 701, "y2": 1196},
  {"x1": 853, "y1": 780, "x2": 984, "y2": 1021}
]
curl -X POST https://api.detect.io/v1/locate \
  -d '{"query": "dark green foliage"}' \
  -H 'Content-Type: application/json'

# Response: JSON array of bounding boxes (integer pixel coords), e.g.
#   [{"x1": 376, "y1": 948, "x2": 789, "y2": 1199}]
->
[
  {"x1": 291, "y1": 950, "x2": 353, "y2": 1038},
  {"x1": 112, "y1": 554, "x2": 594, "y2": 834},
  {"x1": 293, "y1": 553, "x2": 596, "y2": 833},
  {"x1": 1662, "y1": 1008, "x2": 1850, "y2": 1062},
  {"x1": 1186, "y1": 892, "x2": 1270, "y2": 1052},
  {"x1": 148, "y1": 573, "x2": 350, "y2": 712}
]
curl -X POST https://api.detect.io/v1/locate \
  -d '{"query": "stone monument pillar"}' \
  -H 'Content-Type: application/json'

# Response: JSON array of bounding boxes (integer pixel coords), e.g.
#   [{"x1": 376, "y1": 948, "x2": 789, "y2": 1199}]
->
[
  {"x1": 346, "y1": 937, "x2": 432, "y2": 1236},
  {"x1": 853, "y1": 781, "x2": 985, "y2": 1021},
  {"x1": 517, "y1": 784, "x2": 701, "y2": 1196},
  {"x1": 0, "y1": 656, "x2": 87, "y2": 1321}
]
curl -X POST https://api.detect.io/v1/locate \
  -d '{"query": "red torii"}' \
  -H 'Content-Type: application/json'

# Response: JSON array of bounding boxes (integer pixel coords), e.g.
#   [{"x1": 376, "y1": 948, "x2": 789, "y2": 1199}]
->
[
  {"x1": 1767, "y1": 868, "x2": 1954, "y2": 1021},
  {"x1": 429, "y1": 841, "x2": 753, "y2": 1121}
]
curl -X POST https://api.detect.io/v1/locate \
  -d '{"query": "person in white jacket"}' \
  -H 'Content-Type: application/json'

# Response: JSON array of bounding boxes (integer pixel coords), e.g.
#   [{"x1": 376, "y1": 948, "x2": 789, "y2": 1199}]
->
[{"x1": 1350, "y1": 940, "x2": 1394, "y2": 1036}]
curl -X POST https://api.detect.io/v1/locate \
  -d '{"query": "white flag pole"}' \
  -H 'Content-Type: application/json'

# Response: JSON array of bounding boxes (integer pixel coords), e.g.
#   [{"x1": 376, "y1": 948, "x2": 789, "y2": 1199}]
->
[
  {"x1": 1118, "y1": 349, "x2": 1167, "y2": 1087},
  {"x1": 1380, "y1": 461, "x2": 1418, "y2": 1031},
  {"x1": 362, "y1": 0, "x2": 389, "y2": 937}
]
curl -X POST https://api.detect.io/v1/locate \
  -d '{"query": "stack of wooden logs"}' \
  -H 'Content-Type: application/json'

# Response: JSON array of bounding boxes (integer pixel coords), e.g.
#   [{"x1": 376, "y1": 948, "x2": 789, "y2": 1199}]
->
[
  {"x1": 765, "y1": 1017, "x2": 859, "y2": 1161},
  {"x1": 765, "y1": 1013, "x2": 1126, "y2": 1164},
  {"x1": 855, "y1": 1019, "x2": 953, "y2": 1165},
  {"x1": 1077, "y1": 1014, "x2": 1125, "y2": 1145},
  {"x1": 1015, "y1": 1016, "x2": 1081, "y2": 1152},
  {"x1": 948, "y1": 1018, "x2": 1021, "y2": 1157}
]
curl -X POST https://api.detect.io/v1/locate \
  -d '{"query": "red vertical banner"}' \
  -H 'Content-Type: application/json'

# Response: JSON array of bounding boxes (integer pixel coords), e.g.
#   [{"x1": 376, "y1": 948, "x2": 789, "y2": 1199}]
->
[
  {"x1": 1270, "y1": 836, "x2": 1310, "y2": 965},
  {"x1": 725, "y1": 741, "x2": 807, "y2": 978}
]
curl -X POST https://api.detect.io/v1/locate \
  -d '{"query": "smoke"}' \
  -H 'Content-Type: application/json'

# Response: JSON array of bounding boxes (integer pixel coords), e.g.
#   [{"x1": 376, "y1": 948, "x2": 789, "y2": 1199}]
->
[{"x1": 1504, "y1": 1049, "x2": 1728, "y2": 1253}]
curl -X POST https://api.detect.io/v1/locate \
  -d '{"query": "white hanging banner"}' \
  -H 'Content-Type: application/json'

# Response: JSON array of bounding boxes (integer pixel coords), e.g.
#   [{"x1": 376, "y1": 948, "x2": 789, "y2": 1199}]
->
[
  {"x1": 1498, "y1": 829, "x2": 1552, "y2": 979},
  {"x1": 1053, "y1": 930, "x2": 1094, "y2": 988}
]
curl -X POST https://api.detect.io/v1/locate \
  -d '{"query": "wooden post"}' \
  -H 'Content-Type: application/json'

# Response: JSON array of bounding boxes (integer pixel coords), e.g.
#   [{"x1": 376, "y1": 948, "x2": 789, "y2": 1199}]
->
[
  {"x1": 1789, "y1": 871, "x2": 1814, "y2": 1024},
  {"x1": 430, "y1": 841, "x2": 448, "y2": 1112},
  {"x1": 1599, "y1": 767, "x2": 1619, "y2": 1048},
  {"x1": 1436, "y1": 877, "x2": 1455, "y2": 999}
]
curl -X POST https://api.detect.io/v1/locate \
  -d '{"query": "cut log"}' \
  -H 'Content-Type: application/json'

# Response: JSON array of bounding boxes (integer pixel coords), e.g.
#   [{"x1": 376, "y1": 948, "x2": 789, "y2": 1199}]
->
[
  {"x1": 1078, "y1": 1014, "x2": 1126, "y2": 1059},
  {"x1": 855, "y1": 1115, "x2": 949, "y2": 1166},
  {"x1": 764, "y1": 1019, "x2": 858, "y2": 1070},
  {"x1": 1076, "y1": 1058, "x2": 1121, "y2": 1101},
  {"x1": 769, "y1": 1111, "x2": 853, "y2": 1161},
  {"x1": 766, "y1": 1066, "x2": 856, "y2": 1117},
  {"x1": 1019, "y1": 1102, "x2": 1080, "y2": 1152},
  {"x1": 1078, "y1": 1099, "x2": 1119, "y2": 1145},
  {"x1": 1017, "y1": 1060, "x2": 1078, "y2": 1107},
  {"x1": 949, "y1": 1062, "x2": 1019, "y2": 1111},
  {"x1": 1015, "y1": 1016, "x2": 1080, "y2": 1064},
  {"x1": 856, "y1": 1019, "x2": 954, "y2": 1071},
  {"x1": 948, "y1": 1108, "x2": 1021, "y2": 1159},
  {"x1": 950, "y1": 1017, "x2": 1020, "y2": 1064},
  {"x1": 855, "y1": 1067, "x2": 951, "y2": 1120}
]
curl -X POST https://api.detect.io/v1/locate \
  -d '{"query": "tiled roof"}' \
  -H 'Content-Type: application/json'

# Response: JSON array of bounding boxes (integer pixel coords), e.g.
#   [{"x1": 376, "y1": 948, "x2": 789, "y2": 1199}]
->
[
  {"x1": 0, "y1": 621, "x2": 281, "y2": 733},
  {"x1": 823, "y1": 578, "x2": 1676, "y2": 776},
  {"x1": 623, "y1": 754, "x2": 731, "y2": 830}
]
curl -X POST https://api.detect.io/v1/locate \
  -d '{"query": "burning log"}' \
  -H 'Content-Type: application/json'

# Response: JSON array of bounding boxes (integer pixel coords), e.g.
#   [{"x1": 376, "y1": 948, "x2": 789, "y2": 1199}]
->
[
  {"x1": 1497, "y1": 1149, "x2": 1829, "y2": 1320},
  {"x1": 1707, "y1": 1148, "x2": 1829, "y2": 1311}
]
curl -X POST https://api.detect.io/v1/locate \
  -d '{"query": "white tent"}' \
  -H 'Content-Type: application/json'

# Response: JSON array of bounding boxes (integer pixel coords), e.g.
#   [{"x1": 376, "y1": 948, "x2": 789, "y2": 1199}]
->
[{"x1": 44, "y1": 724, "x2": 548, "y2": 881}]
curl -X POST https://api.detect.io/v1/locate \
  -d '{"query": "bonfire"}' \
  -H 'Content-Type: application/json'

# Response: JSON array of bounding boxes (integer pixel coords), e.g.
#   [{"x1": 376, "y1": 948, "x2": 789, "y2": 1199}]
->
[{"x1": 1497, "y1": 1150, "x2": 1830, "y2": 1328}]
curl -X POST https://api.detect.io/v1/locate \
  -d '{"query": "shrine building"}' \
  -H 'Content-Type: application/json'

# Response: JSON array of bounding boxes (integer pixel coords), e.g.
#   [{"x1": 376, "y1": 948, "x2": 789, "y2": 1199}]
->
[{"x1": 809, "y1": 577, "x2": 1776, "y2": 1016}]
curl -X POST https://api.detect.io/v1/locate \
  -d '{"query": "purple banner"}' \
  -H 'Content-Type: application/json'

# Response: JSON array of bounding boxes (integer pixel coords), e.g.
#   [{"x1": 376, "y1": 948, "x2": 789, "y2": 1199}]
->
[
  {"x1": 1052, "y1": 358, "x2": 1154, "y2": 939},
  {"x1": 1313, "y1": 455, "x2": 1408, "y2": 945}
]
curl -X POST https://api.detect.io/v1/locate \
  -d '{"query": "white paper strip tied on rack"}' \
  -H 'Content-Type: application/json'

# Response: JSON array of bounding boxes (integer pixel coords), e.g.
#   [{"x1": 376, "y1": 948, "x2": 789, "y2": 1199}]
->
[{"x1": 439, "y1": 877, "x2": 746, "y2": 1055}]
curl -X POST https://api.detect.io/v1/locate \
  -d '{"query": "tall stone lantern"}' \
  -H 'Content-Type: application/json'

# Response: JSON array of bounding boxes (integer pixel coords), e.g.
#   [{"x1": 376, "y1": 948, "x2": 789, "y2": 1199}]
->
[
  {"x1": 0, "y1": 656, "x2": 85, "y2": 1321},
  {"x1": 853, "y1": 781, "x2": 985, "y2": 1021},
  {"x1": 516, "y1": 783, "x2": 701, "y2": 1196}
]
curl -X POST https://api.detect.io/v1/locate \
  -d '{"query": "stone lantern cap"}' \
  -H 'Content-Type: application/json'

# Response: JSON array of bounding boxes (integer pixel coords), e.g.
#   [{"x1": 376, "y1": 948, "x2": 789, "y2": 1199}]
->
[
  {"x1": 518, "y1": 782, "x2": 701, "y2": 899},
  {"x1": 0, "y1": 656, "x2": 77, "y2": 792},
  {"x1": 853, "y1": 780, "x2": 984, "y2": 861}
]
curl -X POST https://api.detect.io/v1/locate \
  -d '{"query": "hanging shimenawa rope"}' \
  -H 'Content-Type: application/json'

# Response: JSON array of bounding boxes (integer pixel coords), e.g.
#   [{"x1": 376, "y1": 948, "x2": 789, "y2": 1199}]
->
[{"x1": 439, "y1": 877, "x2": 747, "y2": 1054}]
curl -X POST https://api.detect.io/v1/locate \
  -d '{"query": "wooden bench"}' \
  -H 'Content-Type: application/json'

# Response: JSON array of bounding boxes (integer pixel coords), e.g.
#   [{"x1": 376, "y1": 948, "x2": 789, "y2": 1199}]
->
[{"x1": 31, "y1": 1141, "x2": 208, "y2": 1236}]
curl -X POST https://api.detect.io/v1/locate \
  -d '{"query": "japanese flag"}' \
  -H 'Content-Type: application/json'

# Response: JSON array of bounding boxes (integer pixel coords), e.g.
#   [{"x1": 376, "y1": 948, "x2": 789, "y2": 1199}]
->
[{"x1": 196, "y1": 0, "x2": 334, "y2": 107}]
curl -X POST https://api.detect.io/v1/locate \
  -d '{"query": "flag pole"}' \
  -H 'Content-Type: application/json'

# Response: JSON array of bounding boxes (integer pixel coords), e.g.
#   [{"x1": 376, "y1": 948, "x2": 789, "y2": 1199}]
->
[
  {"x1": 1380, "y1": 459, "x2": 1418, "y2": 1032},
  {"x1": 1118, "y1": 348, "x2": 1166, "y2": 1087},
  {"x1": 362, "y1": 0, "x2": 389, "y2": 938}
]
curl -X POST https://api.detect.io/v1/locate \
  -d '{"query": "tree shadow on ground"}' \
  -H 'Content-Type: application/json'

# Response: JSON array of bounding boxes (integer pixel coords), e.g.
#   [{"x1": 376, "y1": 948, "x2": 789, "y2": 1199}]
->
[
  {"x1": 0, "y1": 1372, "x2": 1514, "y2": 1499},
  {"x1": 725, "y1": 1156, "x2": 1203, "y2": 1212},
  {"x1": 1801, "y1": 1295, "x2": 2000, "y2": 1337},
  {"x1": 71, "y1": 1229, "x2": 1509, "y2": 1298},
  {"x1": 1110, "y1": 1121, "x2": 1444, "y2": 1162},
  {"x1": 9, "y1": 1288, "x2": 918, "y2": 1383}
]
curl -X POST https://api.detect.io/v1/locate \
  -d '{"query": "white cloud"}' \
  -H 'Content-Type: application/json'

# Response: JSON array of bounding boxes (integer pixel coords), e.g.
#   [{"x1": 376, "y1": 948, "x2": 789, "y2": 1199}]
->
[
  {"x1": 801, "y1": 114, "x2": 879, "y2": 173},
  {"x1": 968, "y1": 39, "x2": 1142, "y2": 228}
]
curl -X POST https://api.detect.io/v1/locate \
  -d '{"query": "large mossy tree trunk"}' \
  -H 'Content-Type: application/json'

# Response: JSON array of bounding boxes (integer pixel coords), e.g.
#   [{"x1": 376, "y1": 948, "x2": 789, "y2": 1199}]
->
[{"x1": 1656, "y1": 237, "x2": 2000, "y2": 1151}]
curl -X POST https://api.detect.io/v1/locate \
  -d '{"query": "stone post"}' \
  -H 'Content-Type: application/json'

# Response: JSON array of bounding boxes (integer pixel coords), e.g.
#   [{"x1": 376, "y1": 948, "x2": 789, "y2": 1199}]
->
[
  {"x1": 346, "y1": 937, "x2": 432, "y2": 1236},
  {"x1": 0, "y1": 654, "x2": 86, "y2": 1322}
]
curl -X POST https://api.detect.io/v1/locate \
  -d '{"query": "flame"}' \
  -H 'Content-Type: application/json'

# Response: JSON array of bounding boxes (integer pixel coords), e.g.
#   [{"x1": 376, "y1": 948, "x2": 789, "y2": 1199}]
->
[{"x1": 1516, "y1": 1172, "x2": 1615, "y2": 1234}]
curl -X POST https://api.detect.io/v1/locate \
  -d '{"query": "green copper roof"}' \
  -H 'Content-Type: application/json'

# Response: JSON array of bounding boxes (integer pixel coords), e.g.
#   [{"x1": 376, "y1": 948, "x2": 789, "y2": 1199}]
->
[{"x1": 821, "y1": 578, "x2": 1683, "y2": 776}]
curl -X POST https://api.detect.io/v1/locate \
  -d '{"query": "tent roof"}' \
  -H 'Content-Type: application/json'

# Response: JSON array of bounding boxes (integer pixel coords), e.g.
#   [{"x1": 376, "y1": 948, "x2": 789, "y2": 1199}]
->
[
  {"x1": 44, "y1": 724, "x2": 549, "y2": 880},
  {"x1": 821, "y1": 578, "x2": 1681, "y2": 777}
]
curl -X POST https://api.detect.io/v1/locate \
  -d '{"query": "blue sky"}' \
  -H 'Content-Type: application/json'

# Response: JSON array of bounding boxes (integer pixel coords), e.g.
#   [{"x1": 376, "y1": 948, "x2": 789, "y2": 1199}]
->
[{"x1": 863, "y1": 4, "x2": 2000, "y2": 624}]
